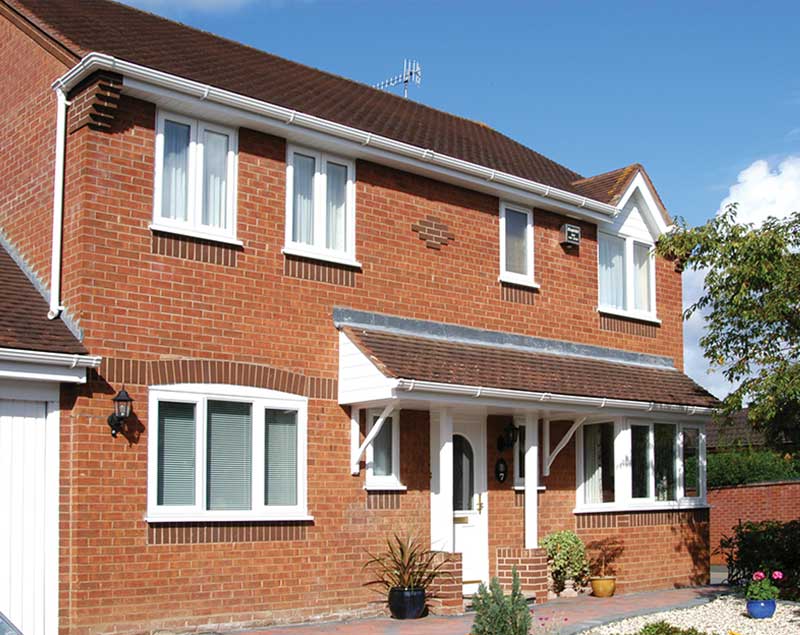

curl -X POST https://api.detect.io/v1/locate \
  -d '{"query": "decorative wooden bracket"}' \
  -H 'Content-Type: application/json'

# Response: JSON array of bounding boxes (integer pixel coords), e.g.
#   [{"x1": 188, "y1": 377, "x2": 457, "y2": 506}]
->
[
  {"x1": 350, "y1": 403, "x2": 394, "y2": 475},
  {"x1": 543, "y1": 416, "x2": 586, "y2": 476}
]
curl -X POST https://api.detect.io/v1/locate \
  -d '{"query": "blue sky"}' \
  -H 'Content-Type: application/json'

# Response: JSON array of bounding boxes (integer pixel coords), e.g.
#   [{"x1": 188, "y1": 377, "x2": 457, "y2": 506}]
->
[{"x1": 123, "y1": 0, "x2": 800, "y2": 397}]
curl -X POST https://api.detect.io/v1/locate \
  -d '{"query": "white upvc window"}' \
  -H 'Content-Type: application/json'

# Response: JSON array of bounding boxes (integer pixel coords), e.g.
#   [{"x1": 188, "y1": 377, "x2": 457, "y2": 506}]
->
[
  {"x1": 499, "y1": 202, "x2": 537, "y2": 288},
  {"x1": 598, "y1": 232, "x2": 657, "y2": 321},
  {"x1": 152, "y1": 111, "x2": 239, "y2": 244},
  {"x1": 147, "y1": 384, "x2": 309, "y2": 522},
  {"x1": 284, "y1": 145, "x2": 358, "y2": 267},
  {"x1": 575, "y1": 418, "x2": 706, "y2": 513},
  {"x1": 365, "y1": 409, "x2": 404, "y2": 490}
]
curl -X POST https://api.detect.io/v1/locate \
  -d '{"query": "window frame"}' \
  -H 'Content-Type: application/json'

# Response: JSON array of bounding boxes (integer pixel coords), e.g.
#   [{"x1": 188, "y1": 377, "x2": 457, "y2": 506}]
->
[
  {"x1": 575, "y1": 417, "x2": 706, "y2": 513},
  {"x1": 284, "y1": 144, "x2": 358, "y2": 267},
  {"x1": 597, "y1": 231, "x2": 658, "y2": 323},
  {"x1": 146, "y1": 384, "x2": 309, "y2": 522},
  {"x1": 365, "y1": 408, "x2": 404, "y2": 491},
  {"x1": 152, "y1": 110, "x2": 239, "y2": 245},
  {"x1": 499, "y1": 201, "x2": 538, "y2": 288}
]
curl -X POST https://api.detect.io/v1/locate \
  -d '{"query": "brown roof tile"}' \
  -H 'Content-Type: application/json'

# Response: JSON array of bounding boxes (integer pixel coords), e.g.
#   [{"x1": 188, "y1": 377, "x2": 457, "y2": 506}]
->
[
  {"x1": 0, "y1": 244, "x2": 87, "y2": 354},
  {"x1": 344, "y1": 327, "x2": 718, "y2": 409}
]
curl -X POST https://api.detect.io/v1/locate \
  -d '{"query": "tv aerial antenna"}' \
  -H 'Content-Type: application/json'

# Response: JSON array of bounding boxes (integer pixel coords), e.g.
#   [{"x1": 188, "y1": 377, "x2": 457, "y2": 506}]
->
[{"x1": 374, "y1": 59, "x2": 422, "y2": 99}]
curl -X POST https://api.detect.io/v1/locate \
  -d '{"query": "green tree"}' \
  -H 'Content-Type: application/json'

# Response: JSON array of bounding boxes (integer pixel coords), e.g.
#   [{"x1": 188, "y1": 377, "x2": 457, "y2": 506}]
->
[{"x1": 656, "y1": 204, "x2": 800, "y2": 446}]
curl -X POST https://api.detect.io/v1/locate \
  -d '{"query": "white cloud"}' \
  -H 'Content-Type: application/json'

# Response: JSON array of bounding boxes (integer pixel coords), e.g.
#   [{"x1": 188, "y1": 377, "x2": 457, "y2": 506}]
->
[{"x1": 684, "y1": 156, "x2": 800, "y2": 398}]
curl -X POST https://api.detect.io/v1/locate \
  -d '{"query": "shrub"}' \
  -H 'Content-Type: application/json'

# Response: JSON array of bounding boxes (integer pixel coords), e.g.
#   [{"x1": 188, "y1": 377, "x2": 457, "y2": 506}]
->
[
  {"x1": 540, "y1": 530, "x2": 589, "y2": 593},
  {"x1": 706, "y1": 449, "x2": 800, "y2": 487},
  {"x1": 470, "y1": 568, "x2": 531, "y2": 635},
  {"x1": 637, "y1": 622, "x2": 712, "y2": 635},
  {"x1": 719, "y1": 519, "x2": 800, "y2": 599}
]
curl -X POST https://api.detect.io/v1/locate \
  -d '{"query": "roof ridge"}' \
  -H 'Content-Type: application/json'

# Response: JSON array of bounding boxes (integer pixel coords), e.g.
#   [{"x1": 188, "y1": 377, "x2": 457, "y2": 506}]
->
[{"x1": 571, "y1": 163, "x2": 641, "y2": 186}]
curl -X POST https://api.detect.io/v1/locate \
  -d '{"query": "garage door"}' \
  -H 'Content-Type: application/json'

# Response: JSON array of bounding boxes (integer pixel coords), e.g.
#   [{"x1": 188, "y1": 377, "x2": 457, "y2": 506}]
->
[{"x1": 0, "y1": 400, "x2": 58, "y2": 635}]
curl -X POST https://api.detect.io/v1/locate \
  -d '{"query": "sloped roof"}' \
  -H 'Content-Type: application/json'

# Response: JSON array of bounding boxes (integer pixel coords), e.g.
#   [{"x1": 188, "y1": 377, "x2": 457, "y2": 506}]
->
[
  {"x1": 5, "y1": 0, "x2": 657, "y2": 209},
  {"x1": 344, "y1": 327, "x2": 719, "y2": 409},
  {"x1": 0, "y1": 243, "x2": 87, "y2": 354}
]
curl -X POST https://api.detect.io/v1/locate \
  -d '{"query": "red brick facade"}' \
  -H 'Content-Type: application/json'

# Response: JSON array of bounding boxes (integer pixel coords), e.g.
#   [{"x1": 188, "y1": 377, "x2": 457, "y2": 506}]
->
[
  {"x1": 0, "y1": 13, "x2": 708, "y2": 635},
  {"x1": 708, "y1": 481, "x2": 800, "y2": 565}
]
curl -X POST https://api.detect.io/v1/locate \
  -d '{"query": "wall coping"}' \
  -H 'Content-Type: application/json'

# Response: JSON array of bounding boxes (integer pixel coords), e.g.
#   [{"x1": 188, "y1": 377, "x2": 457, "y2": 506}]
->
[{"x1": 708, "y1": 479, "x2": 800, "y2": 492}]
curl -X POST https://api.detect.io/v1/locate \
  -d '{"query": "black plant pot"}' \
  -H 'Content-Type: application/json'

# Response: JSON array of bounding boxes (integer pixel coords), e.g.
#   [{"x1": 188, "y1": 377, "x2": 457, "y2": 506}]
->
[{"x1": 388, "y1": 587, "x2": 426, "y2": 619}]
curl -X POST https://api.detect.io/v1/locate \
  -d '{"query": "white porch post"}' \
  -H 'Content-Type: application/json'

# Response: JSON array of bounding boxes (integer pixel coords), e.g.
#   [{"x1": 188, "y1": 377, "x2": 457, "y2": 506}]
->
[
  {"x1": 519, "y1": 412, "x2": 539, "y2": 549},
  {"x1": 430, "y1": 408, "x2": 454, "y2": 552}
]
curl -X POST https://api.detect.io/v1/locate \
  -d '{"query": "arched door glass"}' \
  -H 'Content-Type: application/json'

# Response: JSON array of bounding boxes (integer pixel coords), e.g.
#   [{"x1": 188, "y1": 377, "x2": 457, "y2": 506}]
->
[{"x1": 453, "y1": 434, "x2": 475, "y2": 511}]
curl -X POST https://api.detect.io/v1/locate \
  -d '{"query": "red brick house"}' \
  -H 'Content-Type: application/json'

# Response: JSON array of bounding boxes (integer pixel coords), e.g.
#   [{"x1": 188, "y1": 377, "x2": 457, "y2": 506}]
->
[{"x1": 0, "y1": 1, "x2": 717, "y2": 633}]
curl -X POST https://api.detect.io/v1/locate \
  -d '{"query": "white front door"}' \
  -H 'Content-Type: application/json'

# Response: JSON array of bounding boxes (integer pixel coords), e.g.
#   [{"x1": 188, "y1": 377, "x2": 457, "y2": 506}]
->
[
  {"x1": 452, "y1": 413, "x2": 488, "y2": 595},
  {"x1": 0, "y1": 398, "x2": 59, "y2": 635}
]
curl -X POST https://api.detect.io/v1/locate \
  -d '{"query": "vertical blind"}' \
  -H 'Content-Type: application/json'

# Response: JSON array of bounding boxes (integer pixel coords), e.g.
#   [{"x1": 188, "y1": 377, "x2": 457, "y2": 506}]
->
[
  {"x1": 504, "y1": 209, "x2": 528, "y2": 275},
  {"x1": 202, "y1": 129, "x2": 229, "y2": 229},
  {"x1": 293, "y1": 153, "x2": 315, "y2": 244},
  {"x1": 372, "y1": 417, "x2": 393, "y2": 477},
  {"x1": 265, "y1": 409, "x2": 298, "y2": 506},
  {"x1": 599, "y1": 233, "x2": 626, "y2": 309},
  {"x1": 162, "y1": 120, "x2": 190, "y2": 221},
  {"x1": 157, "y1": 401, "x2": 196, "y2": 506},
  {"x1": 326, "y1": 161, "x2": 347, "y2": 251},
  {"x1": 206, "y1": 400, "x2": 252, "y2": 510},
  {"x1": 633, "y1": 243, "x2": 651, "y2": 312}
]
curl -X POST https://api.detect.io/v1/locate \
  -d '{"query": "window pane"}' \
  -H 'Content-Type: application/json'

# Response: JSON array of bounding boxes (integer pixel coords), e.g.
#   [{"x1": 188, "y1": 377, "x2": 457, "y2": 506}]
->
[
  {"x1": 517, "y1": 425, "x2": 526, "y2": 480},
  {"x1": 265, "y1": 410, "x2": 297, "y2": 506},
  {"x1": 683, "y1": 427, "x2": 700, "y2": 497},
  {"x1": 599, "y1": 234, "x2": 626, "y2": 309},
  {"x1": 326, "y1": 161, "x2": 347, "y2": 251},
  {"x1": 583, "y1": 423, "x2": 615, "y2": 504},
  {"x1": 202, "y1": 130, "x2": 229, "y2": 228},
  {"x1": 161, "y1": 120, "x2": 190, "y2": 221},
  {"x1": 654, "y1": 423, "x2": 677, "y2": 501},
  {"x1": 372, "y1": 416, "x2": 393, "y2": 477},
  {"x1": 453, "y1": 434, "x2": 475, "y2": 511},
  {"x1": 292, "y1": 153, "x2": 315, "y2": 245},
  {"x1": 157, "y1": 401, "x2": 196, "y2": 506},
  {"x1": 504, "y1": 209, "x2": 529, "y2": 275},
  {"x1": 631, "y1": 425, "x2": 651, "y2": 499},
  {"x1": 633, "y1": 243, "x2": 651, "y2": 312},
  {"x1": 206, "y1": 401, "x2": 252, "y2": 510}
]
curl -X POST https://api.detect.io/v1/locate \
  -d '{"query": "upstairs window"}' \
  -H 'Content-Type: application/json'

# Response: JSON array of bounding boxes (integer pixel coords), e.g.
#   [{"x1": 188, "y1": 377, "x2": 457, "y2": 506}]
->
[
  {"x1": 285, "y1": 145, "x2": 357, "y2": 266},
  {"x1": 598, "y1": 232, "x2": 655, "y2": 319},
  {"x1": 499, "y1": 202, "x2": 536, "y2": 287},
  {"x1": 153, "y1": 111, "x2": 238, "y2": 243}
]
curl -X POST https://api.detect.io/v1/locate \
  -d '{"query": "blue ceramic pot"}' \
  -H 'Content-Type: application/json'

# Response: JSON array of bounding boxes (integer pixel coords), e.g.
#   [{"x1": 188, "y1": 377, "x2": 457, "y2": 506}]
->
[{"x1": 746, "y1": 599, "x2": 776, "y2": 619}]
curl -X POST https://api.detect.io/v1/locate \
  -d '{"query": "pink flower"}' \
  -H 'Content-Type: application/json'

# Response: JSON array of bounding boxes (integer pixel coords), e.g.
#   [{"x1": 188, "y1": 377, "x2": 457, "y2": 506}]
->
[
  {"x1": 772, "y1": 571, "x2": 783, "y2": 581},
  {"x1": 752, "y1": 571, "x2": 765, "y2": 581}
]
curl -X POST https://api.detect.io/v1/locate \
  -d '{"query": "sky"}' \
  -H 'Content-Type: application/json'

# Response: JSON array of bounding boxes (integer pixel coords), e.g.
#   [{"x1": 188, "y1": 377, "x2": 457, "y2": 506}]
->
[{"x1": 121, "y1": 0, "x2": 800, "y2": 398}]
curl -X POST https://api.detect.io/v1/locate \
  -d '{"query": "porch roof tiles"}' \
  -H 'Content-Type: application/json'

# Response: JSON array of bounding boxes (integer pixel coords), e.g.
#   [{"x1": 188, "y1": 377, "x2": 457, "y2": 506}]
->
[{"x1": 343, "y1": 327, "x2": 719, "y2": 409}]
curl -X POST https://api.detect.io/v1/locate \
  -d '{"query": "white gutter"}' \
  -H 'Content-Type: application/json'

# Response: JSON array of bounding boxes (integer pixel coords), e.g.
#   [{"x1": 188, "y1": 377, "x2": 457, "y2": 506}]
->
[
  {"x1": 47, "y1": 85, "x2": 69, "y2": 320},
  {"x1": 395, "y1": 378, "x2": 714, "y2": 416},
  {"x1": 0, "y1": 348, "x2": 102, "y2": 369},
  {"x1": 54, "y1": 53, "x2": 620, "y2": 222}
]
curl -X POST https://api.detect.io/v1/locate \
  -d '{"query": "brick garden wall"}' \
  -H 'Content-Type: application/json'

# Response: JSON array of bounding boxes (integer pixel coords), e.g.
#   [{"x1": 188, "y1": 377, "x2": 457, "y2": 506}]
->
[{"x1": 708, "y1": 481, "x2": 800, "y2": 565}]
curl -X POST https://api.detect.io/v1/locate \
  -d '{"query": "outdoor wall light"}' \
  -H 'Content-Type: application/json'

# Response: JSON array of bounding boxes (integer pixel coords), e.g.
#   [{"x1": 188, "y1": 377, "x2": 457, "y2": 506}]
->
[
  {"x1": 108, "y1": 387, "x2": 133, "y2": 438},
  {"x1": 497, "y1": 421, "x2": 519, "y2": 452}
]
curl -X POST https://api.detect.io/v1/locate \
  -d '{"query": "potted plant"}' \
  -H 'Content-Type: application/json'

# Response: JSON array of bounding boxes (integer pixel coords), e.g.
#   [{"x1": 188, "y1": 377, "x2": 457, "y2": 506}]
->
[
  {"x1": 363, "y1": 534, "x2": 450, "y2": 619},
  {"x1": 540, "y1": 530, "x2": 589, "y2": 596},
  {"x1": 745, "y1": 570, "x2": 782, "y2": 619},
  {"x1": 586, "y1": 538, "x2": 623, "y2": 598}
]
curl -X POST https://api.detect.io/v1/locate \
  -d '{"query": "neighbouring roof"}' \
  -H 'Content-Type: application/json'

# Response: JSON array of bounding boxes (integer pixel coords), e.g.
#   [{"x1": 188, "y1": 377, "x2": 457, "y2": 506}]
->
[
  {"x1": 5, "y1": 0, "x2": 664, "y2": 212},
  {"x1": 343, "y1": 327, "x2": 719, "y2": 409},
  {"x1": 0, "y1": 243, "x2": 87, "y2": 354},
  {"x1": 705, "y1": 409, "x2": 771, "y2": 449}
]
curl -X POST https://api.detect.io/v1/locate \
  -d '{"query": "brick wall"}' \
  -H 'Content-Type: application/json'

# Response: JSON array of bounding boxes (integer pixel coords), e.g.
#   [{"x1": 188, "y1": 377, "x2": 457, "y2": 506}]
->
[
  {"x1": 708, "y1": 481, "x2": 800, "y2": 565},
  {"x1": 496, "y1": 547, "x2": 548, "y2": 603}
]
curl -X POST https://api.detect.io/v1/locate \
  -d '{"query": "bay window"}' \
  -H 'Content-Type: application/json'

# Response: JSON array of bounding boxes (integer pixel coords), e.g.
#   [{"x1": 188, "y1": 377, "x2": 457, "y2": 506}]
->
[
  {"x1": 147, "y1": 385, "x2": 308, "y2": 521},
  {"x1": 153, "y1": 111, "x2": 238, "y2": 243},
  {"x1": 284, "y1": 145, "x2": 357, "y2": 266},
  {"x1": 365, "y1": 409, "x2": 403, "y2": 490},
  {"x1": 598, "y1": 232, "x2": 656, "y2": 320},
  {"x1": 499, "y1": 202, "x2": 536, "y2": 287}
]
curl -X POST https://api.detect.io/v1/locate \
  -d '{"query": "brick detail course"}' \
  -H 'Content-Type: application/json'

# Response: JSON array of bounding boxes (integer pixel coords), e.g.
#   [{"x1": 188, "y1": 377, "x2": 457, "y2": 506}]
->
[
  {"x1": 411, "y1": 215, "x2": 455, "y2": 249},
  {"x1": 283, "y1": 254, "x2": 358, "y2": 286},
  {"x1": 67, "y1": 71, "x2": 123, "y2": 133},
  {"x1": 152, "y1": 230, "x2": 240, "y2": 266},
  {"x1": 365, "y1": 491, "x2": 402, "y2": 510},
  {"x1": 708, "y1": 481, "x2": 800, "y2": 565},
  {"x1": 147, "y1": 521, "x2": 309, "y2": 544},
  {"x1": 600, "y1": 312, "x2": 658, "y2": 338},
  {"x1": 496, "y1": 547, "x2": 549, "y2": 603},
  {"x1": 501, "y1": 282, "x2": 538, "y2": 305}
]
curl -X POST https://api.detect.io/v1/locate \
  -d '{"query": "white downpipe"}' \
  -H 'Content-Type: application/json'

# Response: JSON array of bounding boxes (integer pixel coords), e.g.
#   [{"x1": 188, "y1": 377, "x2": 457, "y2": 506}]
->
[{"x1": 47, "y1": 86, "x2": 68, "y2": 320}]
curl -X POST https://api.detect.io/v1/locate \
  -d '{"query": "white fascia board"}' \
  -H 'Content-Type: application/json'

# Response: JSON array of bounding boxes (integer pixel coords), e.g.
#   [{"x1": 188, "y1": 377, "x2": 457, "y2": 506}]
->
[
  {"x1": 616, "y1": 172, "x2": 669, "y2": 236},
  {"x1": 0, "y1": 348, "x2": 101, "y2": 384},
  {"x1": 55, "y1": 53, "x2": 619, "y2": 224}
]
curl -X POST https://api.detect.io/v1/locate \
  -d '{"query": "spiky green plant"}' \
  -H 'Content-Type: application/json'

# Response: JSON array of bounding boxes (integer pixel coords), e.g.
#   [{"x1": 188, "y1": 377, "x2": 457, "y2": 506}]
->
[{"x1": 363, "y1": 534, "x2": 450, "y2": 592}]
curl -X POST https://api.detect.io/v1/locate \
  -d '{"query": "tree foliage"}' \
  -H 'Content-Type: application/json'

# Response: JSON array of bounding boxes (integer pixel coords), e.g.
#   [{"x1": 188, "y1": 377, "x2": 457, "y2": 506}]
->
[{"x1": 656, "y1": 204, "x2": 800, "y2": 445}]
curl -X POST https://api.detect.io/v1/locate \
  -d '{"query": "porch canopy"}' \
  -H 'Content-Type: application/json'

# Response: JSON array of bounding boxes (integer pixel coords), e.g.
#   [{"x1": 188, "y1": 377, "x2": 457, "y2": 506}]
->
[{"x1": 336, "y1": 308, "x2": 718, "y2": 550}]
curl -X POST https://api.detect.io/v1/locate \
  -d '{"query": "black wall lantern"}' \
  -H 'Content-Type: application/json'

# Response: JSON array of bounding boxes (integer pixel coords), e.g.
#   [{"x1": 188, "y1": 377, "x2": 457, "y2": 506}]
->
[
  {"x1": 108, "y1": 387, "x2": 133, "y2": 438},
  {"x1": 496, "y1": 421, "x2": 519, "y2": 452}
]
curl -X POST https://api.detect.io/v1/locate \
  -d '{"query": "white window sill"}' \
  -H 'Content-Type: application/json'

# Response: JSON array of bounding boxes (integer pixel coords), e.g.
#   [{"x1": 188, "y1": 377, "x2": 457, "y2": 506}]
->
[
  {"x1": 145, "y1": 513, "x2": 314, "y2": 523},
  {"x1": 282, "y1": 244, "x2": 362, "y2": 269},
  {"x1": 512, "y1": 485, "x2": 547, "y2": 491},
  {"x1": 573, "y1": 500, "x2": 708, "y2": 514},
  {"x1": 598, "y1": 306, "x2": 661, "y2": 325},
  {"x1": 498, "y1": 273, "x2": 540, "y2": 290},
  {"x1": 365, "y1": 479, "x2": 407, "y2": 492},
  {"x1": 150, "y1": 223, "x2": 243, "y2": 247}
]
